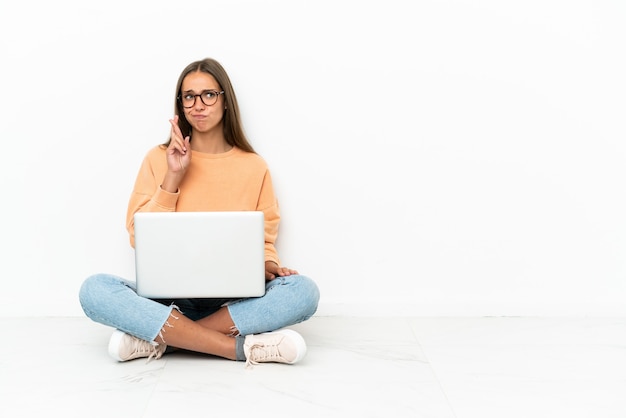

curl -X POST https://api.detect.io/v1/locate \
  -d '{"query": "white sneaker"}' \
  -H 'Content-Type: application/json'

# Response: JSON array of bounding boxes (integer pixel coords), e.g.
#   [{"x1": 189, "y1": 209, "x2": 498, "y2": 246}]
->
[
  {"x1": 243, "y1": 329, "x2": 307, "y2": 366},
  {"x1": 108, "y1": 330, "x2": 166, "y2": 362}
]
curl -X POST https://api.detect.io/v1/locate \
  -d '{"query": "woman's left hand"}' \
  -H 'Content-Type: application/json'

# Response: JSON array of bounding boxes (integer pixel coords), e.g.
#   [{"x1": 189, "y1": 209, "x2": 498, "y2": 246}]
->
[{"x1": 265, "y1": 261, "x2": 299, "y2": 280}]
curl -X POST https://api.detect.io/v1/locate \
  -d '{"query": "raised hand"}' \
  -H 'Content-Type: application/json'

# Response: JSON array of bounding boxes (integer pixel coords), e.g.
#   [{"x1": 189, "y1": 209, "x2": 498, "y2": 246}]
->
[
  {"x1": 161, "y1": 115, "x2": 191, "y2": 193},
  {"x1": 166, "y1": 115, "x2": 191, "y2": 173}
]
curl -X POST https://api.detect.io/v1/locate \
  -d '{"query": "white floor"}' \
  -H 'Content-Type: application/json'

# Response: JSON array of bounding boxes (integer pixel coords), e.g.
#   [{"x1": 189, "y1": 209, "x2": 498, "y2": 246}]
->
[{"x1": 2, "y1": 316, "x2": 625, "y2": 418}]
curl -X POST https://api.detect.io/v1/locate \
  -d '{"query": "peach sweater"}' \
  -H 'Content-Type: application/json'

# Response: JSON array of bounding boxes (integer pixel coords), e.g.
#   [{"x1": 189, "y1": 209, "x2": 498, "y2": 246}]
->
[{"x1": 125, "y1": 145, "x2": 281, "y2": 265}]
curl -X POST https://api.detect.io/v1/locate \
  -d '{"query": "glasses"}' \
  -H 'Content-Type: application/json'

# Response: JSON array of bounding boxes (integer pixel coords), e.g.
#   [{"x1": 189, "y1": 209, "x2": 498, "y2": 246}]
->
[{"x1": 178, "y1": 90, "x2": 225, "y2": 108}]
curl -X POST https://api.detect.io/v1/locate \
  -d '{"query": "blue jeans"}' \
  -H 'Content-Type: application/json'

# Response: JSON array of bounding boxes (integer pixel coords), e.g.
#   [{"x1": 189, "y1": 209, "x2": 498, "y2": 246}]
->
[{"x1": 79, "y1": 273, "x2": 320, "y2": 343}]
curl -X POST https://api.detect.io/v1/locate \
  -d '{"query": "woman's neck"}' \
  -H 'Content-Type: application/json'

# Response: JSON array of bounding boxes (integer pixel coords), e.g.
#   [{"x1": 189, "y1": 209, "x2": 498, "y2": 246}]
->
[{"x1": 190, "y1": 130, "x2": 232, "y2": 154}]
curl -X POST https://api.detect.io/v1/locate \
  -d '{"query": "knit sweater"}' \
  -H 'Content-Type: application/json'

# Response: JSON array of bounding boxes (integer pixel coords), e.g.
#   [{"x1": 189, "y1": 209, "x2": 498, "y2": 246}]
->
[{"x1": 126, "y1": 145, "x2": 281, "y2": 265}]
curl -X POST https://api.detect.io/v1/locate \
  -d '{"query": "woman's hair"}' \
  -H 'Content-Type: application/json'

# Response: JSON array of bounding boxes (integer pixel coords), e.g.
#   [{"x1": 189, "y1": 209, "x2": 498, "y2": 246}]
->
[{"x1": 162, "y1": 58, "x2": 255, "y2": 153}]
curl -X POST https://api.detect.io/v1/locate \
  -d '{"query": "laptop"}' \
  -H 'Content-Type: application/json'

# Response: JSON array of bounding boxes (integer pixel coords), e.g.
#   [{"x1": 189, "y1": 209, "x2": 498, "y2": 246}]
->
[{"x1": 133, "y1": 211, "x2": 266, "y2": 298}]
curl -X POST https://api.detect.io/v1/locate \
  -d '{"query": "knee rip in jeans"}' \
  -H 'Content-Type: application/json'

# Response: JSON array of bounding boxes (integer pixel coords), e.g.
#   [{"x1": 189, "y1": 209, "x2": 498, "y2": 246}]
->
[{"x1": 158, "y1": 305, "x2": 181, "y2": 345}]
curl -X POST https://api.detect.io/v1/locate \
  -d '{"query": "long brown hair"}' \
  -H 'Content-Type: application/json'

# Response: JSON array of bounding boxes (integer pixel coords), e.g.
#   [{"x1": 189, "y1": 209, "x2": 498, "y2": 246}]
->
[{"x1": 162, "y1": 58, "x2": 255, "y2": 153}]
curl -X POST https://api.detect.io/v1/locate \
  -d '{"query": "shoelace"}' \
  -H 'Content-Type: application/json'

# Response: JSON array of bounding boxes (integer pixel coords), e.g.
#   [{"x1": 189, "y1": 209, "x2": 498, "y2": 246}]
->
[
  {"x1": 146, "y1": 346, "x2": 164, "y2": 363},
  {"x1": 129, "y1": 337, "x2": 165, "y2": 363},
  {"x1": 245, "y1": 343, "x2": 282, "y2": 368}
]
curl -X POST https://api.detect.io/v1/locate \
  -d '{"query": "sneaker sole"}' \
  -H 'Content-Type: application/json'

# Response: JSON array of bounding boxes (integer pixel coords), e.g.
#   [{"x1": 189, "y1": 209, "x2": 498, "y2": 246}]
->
[
  {"x1": 107, "y1": 329, "x2": 126, "y2": 361},
  {"x1": 274, "y1": 329, "x2": 307, "y2": 364}
]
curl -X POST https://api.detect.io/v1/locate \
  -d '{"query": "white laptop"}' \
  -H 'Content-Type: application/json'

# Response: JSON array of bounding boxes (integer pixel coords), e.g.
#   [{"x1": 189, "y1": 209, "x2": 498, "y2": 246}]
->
[{"x1": 133, "y1": 211, "x2": 266, "y2": 298}]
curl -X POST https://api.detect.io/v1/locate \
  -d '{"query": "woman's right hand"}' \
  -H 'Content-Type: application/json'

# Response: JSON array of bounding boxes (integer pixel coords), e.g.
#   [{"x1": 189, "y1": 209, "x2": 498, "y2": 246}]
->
[
  {"x1": 162, "y1": 115, "x2": 191, "y2": 193},
  {"x1": 166, "y1": 115, "x2": 191, "y2": 173}
]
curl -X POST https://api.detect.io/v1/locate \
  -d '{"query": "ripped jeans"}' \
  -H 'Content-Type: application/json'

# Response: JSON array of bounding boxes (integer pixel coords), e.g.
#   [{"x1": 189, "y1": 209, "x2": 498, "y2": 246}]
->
[{"x1": 78, "y1": 273, "x2": 320, "y2": 343}]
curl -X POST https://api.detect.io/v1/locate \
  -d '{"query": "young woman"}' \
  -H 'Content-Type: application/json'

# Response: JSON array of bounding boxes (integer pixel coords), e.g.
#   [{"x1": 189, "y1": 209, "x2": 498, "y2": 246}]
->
[{"x1": 79, "y1": 58, "x2": 320, "y2": 366}]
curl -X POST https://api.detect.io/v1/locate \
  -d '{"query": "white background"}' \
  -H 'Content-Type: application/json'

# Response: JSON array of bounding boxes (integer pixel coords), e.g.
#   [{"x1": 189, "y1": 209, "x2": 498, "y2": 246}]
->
[{"x1": 1, "y1": 0, "x2": 624, "y2": 317}]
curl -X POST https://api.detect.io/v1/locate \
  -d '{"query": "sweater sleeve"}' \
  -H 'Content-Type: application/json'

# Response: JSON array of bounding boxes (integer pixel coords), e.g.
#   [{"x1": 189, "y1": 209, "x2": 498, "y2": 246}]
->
[
  {"x1": 125, "y1": 148, "x2": 178, "y2": 248},
  {"x1": 258, "y1": 169, "x2": 281, "y2": 266}
]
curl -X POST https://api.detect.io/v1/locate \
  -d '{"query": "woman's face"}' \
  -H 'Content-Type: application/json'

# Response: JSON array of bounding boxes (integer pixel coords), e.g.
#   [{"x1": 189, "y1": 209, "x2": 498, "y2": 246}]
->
[{"x1": 180, "y1": 71, "x2": 225, "y2": 134}]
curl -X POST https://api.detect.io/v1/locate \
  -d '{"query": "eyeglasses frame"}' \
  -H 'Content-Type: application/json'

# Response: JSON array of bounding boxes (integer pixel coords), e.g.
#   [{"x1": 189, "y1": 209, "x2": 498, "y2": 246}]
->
[{"x1": 178, "y1": 90, "x2": 225, "y2": 108}]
